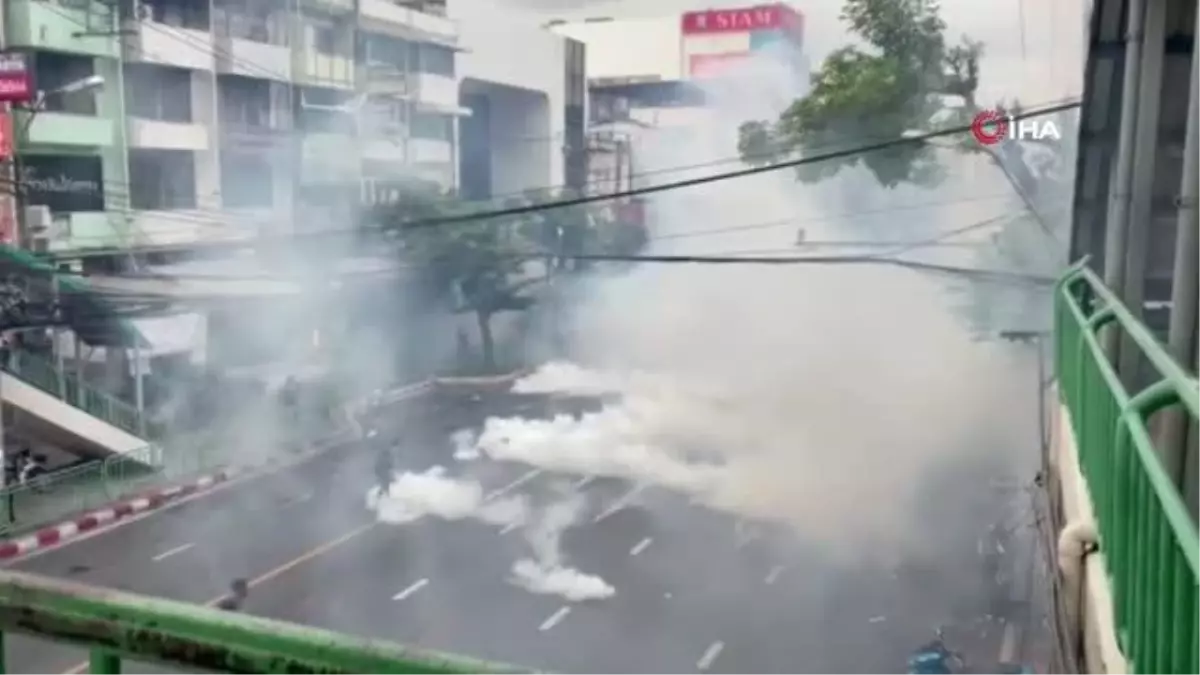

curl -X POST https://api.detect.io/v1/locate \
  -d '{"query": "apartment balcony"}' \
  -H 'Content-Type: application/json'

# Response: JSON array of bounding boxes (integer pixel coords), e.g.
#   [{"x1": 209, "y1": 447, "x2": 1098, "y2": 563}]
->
[
  {"x1": 5, "y1": 0, "x2": 120, "y2": 58},
  {"x1": 219, "y1": 123, "x2": 293, "y2": 155},
  {"x1": 214, "y1": 37, "x2": 291, "y2": 81},
  {"x1": 414, "y1": 73, "x2": 461, "y2": 112},
  {"x1": 361, "y1": 137, "x2": 407, "y2": 164},
  {"x1": 128, "y1": 118, "x2": 210, "y2": 151},
  {"x1": 301, "y1": 0, "x2": 355, "y2": 15},
  {"x1": 124, "y1": 21, "x2": 215, "y2": 71},
  {"x1": 293, "y1": 52, "x2": 355, "y2": 89},
  {"x1": 359, "y1": 63, "x2": 412, "y2": 96},
  {"x1": 409, "y1": 137, "x2": 452, "y2": 164},
  {"x1": 14, "y1": 110, "x2": 115, "y2": 148},
  {"x1": 301, "y1": 133, "x2": 360, "y2": 182},
  {"x1": 358, "y1": 0, "x2": 459, "y2": 46}
]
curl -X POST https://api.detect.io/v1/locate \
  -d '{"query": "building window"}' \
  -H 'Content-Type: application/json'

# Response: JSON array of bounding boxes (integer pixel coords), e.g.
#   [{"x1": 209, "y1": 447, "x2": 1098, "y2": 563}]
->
[
  {"x1": 32, "y1": 53, "x2": 98, "y2": 116},
  {"x1": 313, "y1": 24, "x2": 337, "y2": 55},
  {"x1": 221, "y1": 154, "x2": 274, "y2": 207},
  {"x1": 126, "y1": 64, "x2": 192, "y2": 122},
  {"x1": 213, "y1": 1, "x2": 287, "y2": 45},
  {"x1": 411, "y1": 112, "x2": 451, "y2": 140},
  {"x1": 141, "y1": 0, "x2": 209, "y2": 30},
  {"x1": 129, "y1": 150, "x2": 196, "y2": 210},
  {"x1": 412, "y1": 43, "x2": 454, "y2": 77},
  {"x1": 362, "y1": 34, "x2": 410, "y2": 68}
]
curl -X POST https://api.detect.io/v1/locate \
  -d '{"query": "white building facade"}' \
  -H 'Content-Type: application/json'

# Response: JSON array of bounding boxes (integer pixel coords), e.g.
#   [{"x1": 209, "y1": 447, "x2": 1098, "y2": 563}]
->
[{"x1": 451, "y1": 0, "x2": 585, "y2": 201}]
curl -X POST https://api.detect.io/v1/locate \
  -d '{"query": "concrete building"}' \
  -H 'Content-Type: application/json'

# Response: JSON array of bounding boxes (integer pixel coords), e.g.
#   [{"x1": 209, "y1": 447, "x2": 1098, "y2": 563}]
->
[
  {"x1": 549, "y1": 3, "x2": 807, "y2": 199},
  {"x1": 0, "y1": 0, "x2": 465, "y2": 256},
  {"x1": 451, "y1": 0, "x2": 585, "y2": 201}
]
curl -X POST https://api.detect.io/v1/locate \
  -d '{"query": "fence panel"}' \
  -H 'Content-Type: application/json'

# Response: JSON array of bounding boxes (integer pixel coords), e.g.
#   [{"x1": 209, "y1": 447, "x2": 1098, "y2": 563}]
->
[{"x1": 1054, "y1": 265, "x2": 1200, "y2": 674}]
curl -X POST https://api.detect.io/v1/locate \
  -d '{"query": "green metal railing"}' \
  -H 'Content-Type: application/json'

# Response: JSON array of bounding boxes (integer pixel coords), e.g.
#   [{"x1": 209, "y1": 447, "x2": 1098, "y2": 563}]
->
[
  {"x1": 0, "y1": 443, "x2": 186, "y2": 537},
  {"x1": 4, "y1": 351, "x2": 143, "y2": 437},
  {"x1": 0, "y1": 569, "x2": 528, "y2": 674},
  {"x1": 1054, "y1": 265, "x2": 1200, "y2": 674}
]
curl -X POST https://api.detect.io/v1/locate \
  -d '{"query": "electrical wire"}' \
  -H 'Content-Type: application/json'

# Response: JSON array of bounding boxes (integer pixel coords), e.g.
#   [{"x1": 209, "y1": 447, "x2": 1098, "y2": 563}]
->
[{"x1": 18, "y1": 99, "x2": 1082, "y2": 262}]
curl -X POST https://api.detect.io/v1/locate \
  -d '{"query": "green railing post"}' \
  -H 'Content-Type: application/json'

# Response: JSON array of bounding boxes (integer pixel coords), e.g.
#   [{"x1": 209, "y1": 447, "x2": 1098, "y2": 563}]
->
[
  {"x1": 1054, "y1": 264, "x2": 1199, "y2": 674},
  {"x1": 89, "y1": 649, "x2": 120, "y2": 674}
]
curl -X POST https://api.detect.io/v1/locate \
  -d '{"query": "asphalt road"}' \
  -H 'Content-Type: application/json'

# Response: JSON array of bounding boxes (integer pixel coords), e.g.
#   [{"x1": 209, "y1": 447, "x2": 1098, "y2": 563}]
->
[{"x1": 4, "y1": 400, "x2": 1031, "y2": 674}]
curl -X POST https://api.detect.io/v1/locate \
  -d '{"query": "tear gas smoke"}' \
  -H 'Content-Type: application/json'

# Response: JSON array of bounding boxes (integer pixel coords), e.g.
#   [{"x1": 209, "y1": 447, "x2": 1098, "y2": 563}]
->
[
  {"x1": 369, "y1": 468, "x2": 615, "y2": 602},
  {"x1": 458, "y1": 48, "x2": 1041, "y2": 563}
]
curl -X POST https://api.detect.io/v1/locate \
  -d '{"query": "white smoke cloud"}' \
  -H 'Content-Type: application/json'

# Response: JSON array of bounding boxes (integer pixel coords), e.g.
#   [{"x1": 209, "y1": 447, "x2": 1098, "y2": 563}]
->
[
  {"x1": 453, "y1": 45, "x2": 1038, "y2": 562},
  {"x1": 368, "y1": 468, "x2": 615, "y2": 602}
]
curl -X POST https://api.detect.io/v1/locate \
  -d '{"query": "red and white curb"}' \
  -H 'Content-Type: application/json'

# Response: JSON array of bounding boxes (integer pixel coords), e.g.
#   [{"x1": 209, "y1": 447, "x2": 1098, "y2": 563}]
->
[{"x1": 0, "y1": 470, "x2": 235, "y2": 560}]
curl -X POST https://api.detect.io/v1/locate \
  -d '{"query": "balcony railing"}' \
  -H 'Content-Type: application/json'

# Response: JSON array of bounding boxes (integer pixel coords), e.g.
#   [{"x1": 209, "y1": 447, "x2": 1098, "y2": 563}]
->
[{"x1": 1054, "y1": 264, "x2": 1199, "y2": 674}]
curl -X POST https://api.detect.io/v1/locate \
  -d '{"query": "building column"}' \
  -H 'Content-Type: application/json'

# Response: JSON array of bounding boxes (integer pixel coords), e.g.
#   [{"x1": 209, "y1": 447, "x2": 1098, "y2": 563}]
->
[{"x1": 1116, "y1": 0, "x2": 1168, "y2": 379}]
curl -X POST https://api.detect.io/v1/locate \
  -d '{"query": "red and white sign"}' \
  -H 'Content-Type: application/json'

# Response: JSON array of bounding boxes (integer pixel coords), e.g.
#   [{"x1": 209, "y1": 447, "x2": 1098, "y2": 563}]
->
[
  {"x1": 681, "y1": 4, "x2": 803, "y2": 35},
  {"x1": 0, "y1": 53, "x2": 32, "y2": 104},
  {"x1": 688, "y1": 52, "x2": 752, "y2": 78},
  {"x1": 0, "y1": 111, "x2": 11, "y2": 159}
]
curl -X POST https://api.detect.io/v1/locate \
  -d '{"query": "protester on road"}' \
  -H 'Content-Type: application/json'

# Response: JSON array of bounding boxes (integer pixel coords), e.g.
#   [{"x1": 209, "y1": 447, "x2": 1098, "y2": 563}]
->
[{"x1": 216, "y1": 579, "x2": 249, "y2": 611}]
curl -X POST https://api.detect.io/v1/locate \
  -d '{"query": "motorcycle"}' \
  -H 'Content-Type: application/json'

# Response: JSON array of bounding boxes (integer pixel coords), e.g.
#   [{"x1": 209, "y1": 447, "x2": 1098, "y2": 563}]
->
[{"x1": 907, "y1": 624, "x2": 1032, "y2": 672}]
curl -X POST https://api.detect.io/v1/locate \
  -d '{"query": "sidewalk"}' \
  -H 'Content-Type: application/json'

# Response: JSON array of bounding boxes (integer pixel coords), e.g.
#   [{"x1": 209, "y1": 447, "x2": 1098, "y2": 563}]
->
[
  {"x1": 0, "y1": 370, "x2": 530, "y2": 561},
  {"x1": 0, "y1": 469, "x2": 235, "y2": 560}
]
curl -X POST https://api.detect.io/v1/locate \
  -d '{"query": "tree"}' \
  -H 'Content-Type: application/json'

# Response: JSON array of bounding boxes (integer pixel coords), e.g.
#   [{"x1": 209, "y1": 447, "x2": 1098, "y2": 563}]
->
[
  {"x1": 368, "y1": 183, "x2": 540, "y2": 372},
  {"x1": 737, "y1": 0, "x2": 1076, "y2": 339},
  {"x1": 737, "y1": 0, "x2": 983, "y2": 188}
]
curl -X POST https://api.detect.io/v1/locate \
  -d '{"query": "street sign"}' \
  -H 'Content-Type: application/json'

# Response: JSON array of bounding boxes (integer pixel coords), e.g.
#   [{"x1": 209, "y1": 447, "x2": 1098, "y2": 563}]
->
[{"x1": 0, "y1": 54, "x2": 32, "y2": 104}]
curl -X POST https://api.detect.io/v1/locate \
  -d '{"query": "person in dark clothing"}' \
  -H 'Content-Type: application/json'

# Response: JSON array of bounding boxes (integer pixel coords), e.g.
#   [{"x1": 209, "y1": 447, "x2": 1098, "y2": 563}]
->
[
  {"x1": 216, "y1": 579, "x2": 249, "y2": 611},
  {"x1": 374, "y1": 447, "x2": 394, "y2": 497}
]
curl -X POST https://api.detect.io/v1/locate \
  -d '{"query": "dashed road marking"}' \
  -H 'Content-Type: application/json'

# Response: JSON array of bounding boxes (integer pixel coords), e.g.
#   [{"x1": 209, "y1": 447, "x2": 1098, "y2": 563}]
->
[
  {"x1": 696, "y1": 641, "x2": 724, "y2": 671},
  {"x1": 594, "y1": 485, "x2": 647, "y2": 523},
  {"x1": 282, "y1": 493, "x2": 313, "y2": 507},
  {"x1": 572, "y1": 475, "x2": 595, "y2": 489},
  {"x1": 499, "y1": 521, "x2": 521, "y2": 535},
  {"x1": 538, "y1": 606, "x2": 572, "y2": 632},
  {"x1": 764, "y1": 565, "x2": 785, "y2": 585},
  {"x1": 392, "y1": 578, "x2": 429, "y2": 601},
  {"x1": 999, "y1": 621, "x2": 1020, "y2": 663},
  {"x1": 486, "y1": 469, "x2": 543, "y2": 501},
  {"x1": 630, "y1": 537, "x2": 653, "y2": 556},
  {"x1": 151, "y1": 543, "x2": 194, "y2": 562}
]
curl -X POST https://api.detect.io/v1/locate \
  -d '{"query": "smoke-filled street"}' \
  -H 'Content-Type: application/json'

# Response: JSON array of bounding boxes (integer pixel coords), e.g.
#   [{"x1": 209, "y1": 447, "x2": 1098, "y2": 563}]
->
[{"x1": 3, "y1": 384, "x2": 1041, "y2": 674}]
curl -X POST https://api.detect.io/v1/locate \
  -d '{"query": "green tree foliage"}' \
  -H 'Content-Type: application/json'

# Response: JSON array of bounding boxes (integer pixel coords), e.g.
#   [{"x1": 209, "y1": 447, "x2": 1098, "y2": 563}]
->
[{"x1": 737, "y1": 0, "x2": 982, "y2": 188}]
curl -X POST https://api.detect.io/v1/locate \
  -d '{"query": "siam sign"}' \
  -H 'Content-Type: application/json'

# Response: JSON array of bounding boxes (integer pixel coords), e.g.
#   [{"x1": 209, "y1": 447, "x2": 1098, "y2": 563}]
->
[{"x1": 680, "y1": 3, "x2": 803, "y2": 36}]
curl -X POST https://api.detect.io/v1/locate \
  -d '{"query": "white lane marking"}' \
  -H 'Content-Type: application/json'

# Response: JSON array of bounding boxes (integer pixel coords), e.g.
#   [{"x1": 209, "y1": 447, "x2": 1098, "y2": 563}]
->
[
  {"x1": 999, "y1": 621, "x2": 1020, "y2": 662},
  {"x1": 151, "y1": 543, "x2": 194, "y2": 562},
  {"x1": 629, "y1": 537, "x2": 653, "y2": 556},
  {"x1": 485, "y1": 469, "x2": 543, "y2": 501},
  {"x1": 538, "y1": 606, "x2": 572, "y2": 632},
  {"x1": 283, "y1": 493, "x2": 313, "y2": 507},
  {"x1": 572, "y1": 475, "x2": 595, "y2": 489},
  {"x1": 696, "y1": 641, "x2": 724, "y2": 671},
  {"x1": 392, "y1": 578, "x2": 430, "y2": 601},
  {"x1": 764, "y1": 565, "x2": 785, "y2": 585},
  {"x1": 499, "y1": 521, "x2": 521, "y2": 535},
  {"x1": 593, "y1": 484, "x2": 647, "y2": 523}
]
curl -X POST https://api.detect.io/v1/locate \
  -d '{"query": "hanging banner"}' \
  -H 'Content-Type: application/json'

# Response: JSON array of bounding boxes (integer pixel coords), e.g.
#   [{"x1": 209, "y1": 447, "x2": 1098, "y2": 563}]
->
[
  {"x1": 0, "y1": 111, "x2": 12, "y2": 159},
  {"x1": 0, "y1": 53, "x2": 33, "y2": 104}
]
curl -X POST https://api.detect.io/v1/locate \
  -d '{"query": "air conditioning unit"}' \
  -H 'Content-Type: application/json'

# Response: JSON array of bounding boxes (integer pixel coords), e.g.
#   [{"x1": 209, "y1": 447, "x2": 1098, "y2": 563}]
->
[{"x1": 24, "y1": 205, "x2": 54, "y2": 236}]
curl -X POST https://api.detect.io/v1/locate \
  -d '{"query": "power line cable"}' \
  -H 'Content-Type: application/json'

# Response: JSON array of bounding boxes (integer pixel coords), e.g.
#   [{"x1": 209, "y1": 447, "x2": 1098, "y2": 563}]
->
[{"x1": 28, "y1": 99, "x2": 1082, "y2": 261}]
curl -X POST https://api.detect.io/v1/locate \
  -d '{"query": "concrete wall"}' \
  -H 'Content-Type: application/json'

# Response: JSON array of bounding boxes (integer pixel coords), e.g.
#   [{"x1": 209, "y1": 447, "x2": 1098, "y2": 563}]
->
[
  {"x1": 550, "y1": 17, "x2": 682, "y2": 81},
  {"x1": 1049, "y1": 395, "x2": 1129, "y2": 674},
  {"x1": 452, "y1": 0, "x2": 565, "y2": 193}
]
